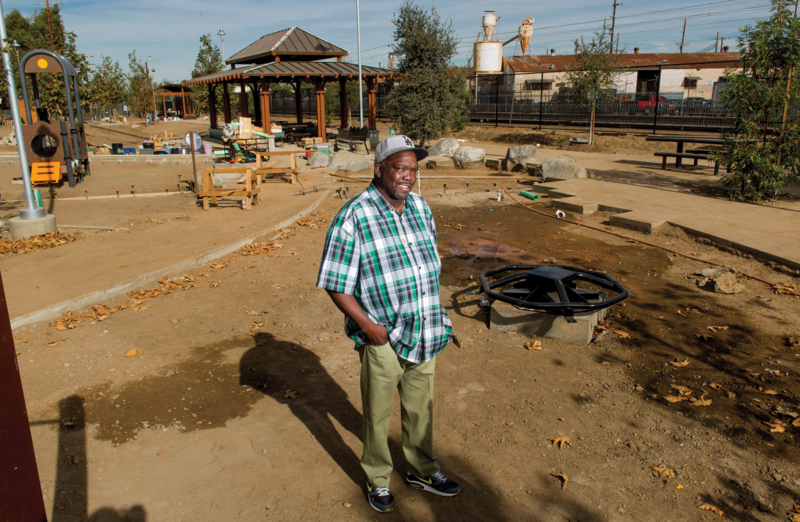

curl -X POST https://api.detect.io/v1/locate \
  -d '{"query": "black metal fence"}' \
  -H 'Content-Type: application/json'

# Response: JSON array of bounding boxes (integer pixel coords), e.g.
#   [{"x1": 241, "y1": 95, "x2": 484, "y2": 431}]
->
[
  {"x1": 264, "y1": 90, "x2": 733, "y2": 131},
  {"x1": 470, "y1": 92, "x2": 730, "y2": 130}
]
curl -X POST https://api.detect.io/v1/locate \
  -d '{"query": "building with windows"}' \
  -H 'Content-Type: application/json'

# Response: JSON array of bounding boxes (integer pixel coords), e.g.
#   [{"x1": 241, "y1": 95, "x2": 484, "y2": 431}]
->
[{"x1": 491, "y1": 49, "x2": 740, "y2": 102}]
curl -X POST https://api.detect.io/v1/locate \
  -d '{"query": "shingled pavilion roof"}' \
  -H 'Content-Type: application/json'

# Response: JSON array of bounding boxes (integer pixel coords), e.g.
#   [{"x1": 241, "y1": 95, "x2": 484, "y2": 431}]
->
[{"x1": 226, "y1": 27, "x2": 348, "y2": 66}]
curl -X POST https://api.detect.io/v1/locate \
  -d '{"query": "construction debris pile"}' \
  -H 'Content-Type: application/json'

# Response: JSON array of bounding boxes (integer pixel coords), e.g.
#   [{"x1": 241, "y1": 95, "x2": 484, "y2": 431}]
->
[{"x1": 0, "y1": 232, "x2": 81, "y2": 255}]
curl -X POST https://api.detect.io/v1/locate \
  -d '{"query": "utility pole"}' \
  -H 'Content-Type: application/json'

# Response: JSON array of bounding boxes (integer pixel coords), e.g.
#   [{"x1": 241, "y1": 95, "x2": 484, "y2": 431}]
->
[
  {"x1": 715, "y1": 31, "x2": 719, "y2": 52},
  {"x1": 33, "y1": 0, "x2": 62, "y2": 50},
  {"x1": 680, "y1": 18, "x2": 687, "y2": 53},
  {"x1": 609, "y1": 0, "x2": 621, "y2": 54}
]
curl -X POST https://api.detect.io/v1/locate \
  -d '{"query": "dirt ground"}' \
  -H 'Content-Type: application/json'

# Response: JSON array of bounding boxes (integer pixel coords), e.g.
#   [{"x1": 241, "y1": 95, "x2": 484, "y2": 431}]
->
[{"x1": 8, "y1": 173, "x2": 800, "y2": 521}]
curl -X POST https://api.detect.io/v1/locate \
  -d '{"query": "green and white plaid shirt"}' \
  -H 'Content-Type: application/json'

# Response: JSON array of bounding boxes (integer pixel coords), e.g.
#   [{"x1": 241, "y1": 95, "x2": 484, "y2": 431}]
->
[{"x1": 317, "y1": 183, "x2": 453, "y2": 363}]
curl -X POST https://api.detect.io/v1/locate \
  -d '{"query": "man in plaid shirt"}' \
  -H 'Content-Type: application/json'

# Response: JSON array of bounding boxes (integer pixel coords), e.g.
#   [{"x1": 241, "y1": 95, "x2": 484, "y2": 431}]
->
[{"x1": 317, "y1": 135, "x2": 459, "y2": 513}]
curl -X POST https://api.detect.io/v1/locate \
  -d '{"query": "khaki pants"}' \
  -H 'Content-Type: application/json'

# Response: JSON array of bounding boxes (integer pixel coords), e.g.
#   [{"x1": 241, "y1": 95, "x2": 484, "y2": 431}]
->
[{"x1": 359, "y1": 342, "x2": 439, "y2": 487}]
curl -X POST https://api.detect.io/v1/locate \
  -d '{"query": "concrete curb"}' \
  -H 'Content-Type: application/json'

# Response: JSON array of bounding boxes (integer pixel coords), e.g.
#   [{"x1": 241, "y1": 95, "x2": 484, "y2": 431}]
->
[{"x1": 10, "y1": 191, "x2": 328, "y2": 330}]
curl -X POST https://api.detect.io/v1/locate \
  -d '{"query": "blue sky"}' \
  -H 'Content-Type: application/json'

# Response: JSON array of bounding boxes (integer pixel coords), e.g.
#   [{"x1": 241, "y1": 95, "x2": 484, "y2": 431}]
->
[{"x1": 2, "y1": 0, "x2": 774, "y2": 82}]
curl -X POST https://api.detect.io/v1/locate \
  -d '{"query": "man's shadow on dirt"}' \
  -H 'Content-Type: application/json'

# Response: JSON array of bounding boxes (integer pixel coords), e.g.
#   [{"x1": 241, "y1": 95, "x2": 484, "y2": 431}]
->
[{"x1": 240, "y1": 332, "x2": 365, "y2": 484}]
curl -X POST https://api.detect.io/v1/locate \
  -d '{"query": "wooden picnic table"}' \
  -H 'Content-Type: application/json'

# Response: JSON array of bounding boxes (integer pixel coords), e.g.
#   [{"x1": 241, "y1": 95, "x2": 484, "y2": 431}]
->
[{"x1": 645, "y1": 135, "x2": 725, "y2": 168}]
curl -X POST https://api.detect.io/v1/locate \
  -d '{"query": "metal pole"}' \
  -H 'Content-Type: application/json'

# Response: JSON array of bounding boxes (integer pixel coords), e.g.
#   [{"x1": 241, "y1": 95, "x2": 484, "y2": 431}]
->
[
  {"x1": 0, "y1": 1, "x2": 42, "y2": 219},
  {"x1": 356, "y1": 0, "x2": 364, "y2": 128},
  {"x1": 495, "y1": 76, "x2": 499, "y2": 128},
  {"x1": 539, "y1": 72, "x2": 544, "y2": 130},
  {"x1": 652, "y1": 62, "x2": 663, "y2": 135}
]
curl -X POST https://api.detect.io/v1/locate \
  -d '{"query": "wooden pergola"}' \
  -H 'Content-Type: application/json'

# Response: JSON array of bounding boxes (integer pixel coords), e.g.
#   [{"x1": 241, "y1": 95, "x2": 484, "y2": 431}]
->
[
  {"x1": 183, "y1": 27, "x2": 394, "y2": 140},
  {"x1": 158, "y1": 84, "x2": 195, "y2": 119}
]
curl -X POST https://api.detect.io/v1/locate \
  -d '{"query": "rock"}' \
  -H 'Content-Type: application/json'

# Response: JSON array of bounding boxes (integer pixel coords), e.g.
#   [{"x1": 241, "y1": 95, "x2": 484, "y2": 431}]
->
[
  {"x1": 541, "y1": 155, "x2": 588, "y2": 181},
  {"x1": 452, "y1": 147, "x2": 485, "y2": 169},
  {"x1": 328, "y1": 150, "x2": 371, "y2": 173},
  {"x1": 307, "y1": 151, "x2": 329, "y2": 167},
  {"x1": 543, "y1": 257, "x2": 556, "y2": 264},
  {"x1": 695, "y1": 267, "x2": 717, "y2": 277},
  {"x1": 427, "y1": 138, "x2": 459, "y2": 157},
  {"x1": 714, "y1": 272, "x2": 745, "y2": 294},
  {"x1": 506, "y1": 145, "x2": 538, "y2": 171}
]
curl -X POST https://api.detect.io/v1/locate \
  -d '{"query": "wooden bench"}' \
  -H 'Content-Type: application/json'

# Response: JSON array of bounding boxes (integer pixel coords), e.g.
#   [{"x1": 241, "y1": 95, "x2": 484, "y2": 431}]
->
[
  {"x1": 253, "y1": 150, "x2": 300, "y2": 184},
  {"x1": 336, "y1": 127, "x2": 370, "y2": 152},
  {"x1": 654, "y1": 151, "x2": 721, "y2": 175},
  {"x1": 199, "y1": 167, "x2": 260, "y2": 211}
]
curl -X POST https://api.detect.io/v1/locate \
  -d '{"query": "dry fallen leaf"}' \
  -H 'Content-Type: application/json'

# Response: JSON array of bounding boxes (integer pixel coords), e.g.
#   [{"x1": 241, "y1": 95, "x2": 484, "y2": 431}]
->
[
  {"x1": 709, "y1": 383, "x2": 723, "y2": 390},
  {"x1": 47, "y1": 340, "x2": 59, "y2": 347},
  {"x1": 170, "y1": 319, "x2": 178, "y2": 324},
  {"x1": 157, "y1": 451, "x2": 165, "y2": 456},
  {"x1": 698, "y1": 504, "x2": 724, "y2": 517},
  {"x1": 762, "y1": 389, "x2": 779, "y2": 396},
  {"x1": 524, "y1": 339, "x2": 543, "y2": 351},
  {"x1": 707, "y1": 326, "x2": 729, "y2": 333},
  {"x1": 613, "y1": 330, "x2": 630, "y2": 339},
  {"x1": 210, "y1": 263, "x2": 226, "y2": 270},
  {"x1": 549, "y1": 437, "x2": 574, "y2": 450},
  {"x1": 125, "y1": 349, "x2": 142, "y2": 357},
  {"x1": 690, "y1": 395, "x2": 712, "y2": 406},
  {"x1": 650, "y1": 465, "x2": 676, "y2": 479},
  {"x1": 670, "y1": 384, "x2": 693, "y2": 396},
  {"x1": 765, "y1": 421, "x2": 786, "y2": 433},
  {"x1": 676, "y1": 310, "x2": 688, "y2": 317},
  {"x1": 671, "y1": 359, "x2": 690, "y2": 367},
  {"x1": 284, "y1": 390, "x2": 298, "y2": 400},
  {"x1": 696, "y1": 333, "x2": 714, "y2": 342},
  {"x1": 664, "y1": 395, "x2": 688, "y2": 403},
  {"x1": 793, "y1": 419, "x2": 800, "y2": 427},
  {"x1": 727, "y1": 391, "x2": 737, "y2": 399},
  {"x1": 109, "y1": 368, "x2": 116, "y2": 372},
  {"x1": 550, "y1": 473, "x2": 569, "y2": 490},
  {"x1": 246, "y1": 310, "x2": 263, "y2": 316}
]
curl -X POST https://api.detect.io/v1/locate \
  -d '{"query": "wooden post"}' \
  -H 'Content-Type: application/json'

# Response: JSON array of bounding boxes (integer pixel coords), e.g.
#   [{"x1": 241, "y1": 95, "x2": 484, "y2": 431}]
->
[
  {"x1": 181, "y1": 90, "x2": 187, "y2": 118},
  {"x1": 367, "y1": 77, "x2": 377, "y2": 129},
  {"x1": 239, "y1": 78, "x2": 248, "y2": 118},
  {"x1": 339, "y1": 78, "x2": 348, "y2": 128},
  {"x1": 161, "y1": 90, "x2": 167, "y2": 119},
  {"x1": 316, "y1": 83, "x2": 326, "y2": 140},
  {"x1": 208, "y1": 84, "x2": 218, "y2": 129},
  {"x1": 0, "y1": 271, "x2": 48, "y2": 521},
  {"x1": 260, "y1": 77, "x2": 271, "y2": 133},
  {"x1": 295, "y1": 81, "x2": 303, "y2": 124},
  {"x1": 222, "y1": 81, "x2": 231, "y2": 123}
]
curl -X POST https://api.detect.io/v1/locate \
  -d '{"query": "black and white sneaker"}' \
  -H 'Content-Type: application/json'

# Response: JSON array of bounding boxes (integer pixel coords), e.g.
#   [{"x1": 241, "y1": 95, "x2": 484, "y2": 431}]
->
[
  {"x1": 366, "y1": 482, "x2": 394, "y2": 513},
  {"x1": 404, "y1": 471, "x2": 460, "y2": 497}
]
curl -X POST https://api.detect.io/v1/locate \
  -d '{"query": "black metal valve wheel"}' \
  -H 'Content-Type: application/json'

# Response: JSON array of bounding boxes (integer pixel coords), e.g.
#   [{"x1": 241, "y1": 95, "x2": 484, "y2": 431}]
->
[{"x1": 479, "y1": 264, "x2": 629, "y2": 322}]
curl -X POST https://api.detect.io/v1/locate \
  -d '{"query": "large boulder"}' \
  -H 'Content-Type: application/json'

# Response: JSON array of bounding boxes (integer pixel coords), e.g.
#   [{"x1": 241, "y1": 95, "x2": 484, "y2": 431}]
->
[
  {"x1": 427, "y1": 138, "x2": 459, "y2": 157},
  {"x1": 452, "y1": 147, "x2": 485, "y2": 169},
  {"x1": 541, "y1": 155, "x2": 588, "y2": 181},
  {"x1": 505, "y1": 145, "x2": 537, "y2": 171},
  {"x1": 329, "y1": 150, "x2": 371, "y2": 173},
  {"x1": 307, "y1": 151, "x2": 330, "y2": 167}
]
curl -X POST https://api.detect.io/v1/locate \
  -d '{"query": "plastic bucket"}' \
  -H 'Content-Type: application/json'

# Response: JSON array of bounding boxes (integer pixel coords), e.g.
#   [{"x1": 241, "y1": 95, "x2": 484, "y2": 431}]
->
[
  {"x1": 306, "y1": 151, "x2": 312, "y2": 158},
  {"x1": 203, "y1": 143, "x2": 213, "y2": 155}
]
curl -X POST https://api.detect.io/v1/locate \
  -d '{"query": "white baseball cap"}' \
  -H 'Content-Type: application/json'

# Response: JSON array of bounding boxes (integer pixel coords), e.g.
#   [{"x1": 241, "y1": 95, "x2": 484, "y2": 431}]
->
[{"x1": 374, "y1": 134, "x2": 428, "y2": 166}]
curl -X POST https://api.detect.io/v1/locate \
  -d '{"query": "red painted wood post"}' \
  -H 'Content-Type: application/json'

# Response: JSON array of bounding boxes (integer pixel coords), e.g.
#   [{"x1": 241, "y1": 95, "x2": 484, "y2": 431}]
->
[{"x1": 0, "y1": 271, "x2": 48, "y2": 521}]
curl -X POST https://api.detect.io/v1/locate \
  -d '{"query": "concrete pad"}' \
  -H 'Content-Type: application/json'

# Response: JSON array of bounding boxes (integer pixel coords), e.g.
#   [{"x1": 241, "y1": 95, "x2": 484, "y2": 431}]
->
[
  {"x1": 9, "y1": 214, "x2": 57, "y2": 239},
  {"x1": 489, "y1": 300, "x2": 606, "y2": 345},
  {"x1": 609, "y1": 211, "x2": 669, "y2": 232},
  {"x1": 426, "y1": 157, "x2": 454, "y2": 169},
  {"x1": 552, "y1": 198, "x2": 598, "y2": 215},
  {"x1": 598, "y1": 203, "x2": 634, "y2": 214}
]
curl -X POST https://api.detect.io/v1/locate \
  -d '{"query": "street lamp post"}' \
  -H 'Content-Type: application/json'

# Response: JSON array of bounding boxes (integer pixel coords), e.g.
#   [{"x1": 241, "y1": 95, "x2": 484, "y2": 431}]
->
[
  {"x1": 217, "y1": 29, "x2": 226, "y2": 63},
  {"x1": 147, "y1": 55, "x2": 157, "y2": 120},
  {"x1": 355, "y1": 2, "x2": 363, "y2": 128}
]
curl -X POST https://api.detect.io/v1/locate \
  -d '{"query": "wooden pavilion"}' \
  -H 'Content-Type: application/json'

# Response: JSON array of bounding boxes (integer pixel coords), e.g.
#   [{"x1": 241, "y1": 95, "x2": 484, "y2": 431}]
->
[
  {"x1": 158, "y1": 84, "x2": 195, "y2": 119},
  {"x1": 183, "y1": 27, "x2": 394, "y2": 139}
]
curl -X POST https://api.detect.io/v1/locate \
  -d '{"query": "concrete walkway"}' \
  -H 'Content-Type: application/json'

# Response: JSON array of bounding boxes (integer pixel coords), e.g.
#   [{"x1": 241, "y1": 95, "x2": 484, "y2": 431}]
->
[
  {"x1": 531, "y1": 177, "x2": 800, "y2": 270},
  {"x1": 4, "y1": 177, "x2": 328, "y2": 328}
]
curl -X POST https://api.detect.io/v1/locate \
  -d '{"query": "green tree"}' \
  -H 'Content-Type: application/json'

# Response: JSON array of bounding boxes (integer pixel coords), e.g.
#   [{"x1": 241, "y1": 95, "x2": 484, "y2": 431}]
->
[
  {"x1": 88, "y1": 56, "x2": 127, "y2": 114},
  {"x1": 562, "y1": 24, "x2": 622, "y2": 145},
  {"x1": 190, "y1": 34, "x2": 224, "y2": 115},
  {"x1": 0, "y1": 6, "x2": 91, "y2": 118},
  {"x1": 387, "y1": 0, "x2": 465, "y2": 146},
  {"x1": 716, "y1": 0, "x2": 800, "y2": 200},
  {"x1": 324, "y1": 81, "x2": 360, "y2": 125},
  {"x1": 127, "y1": 51, "x2": 155, "y2": 117}
]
